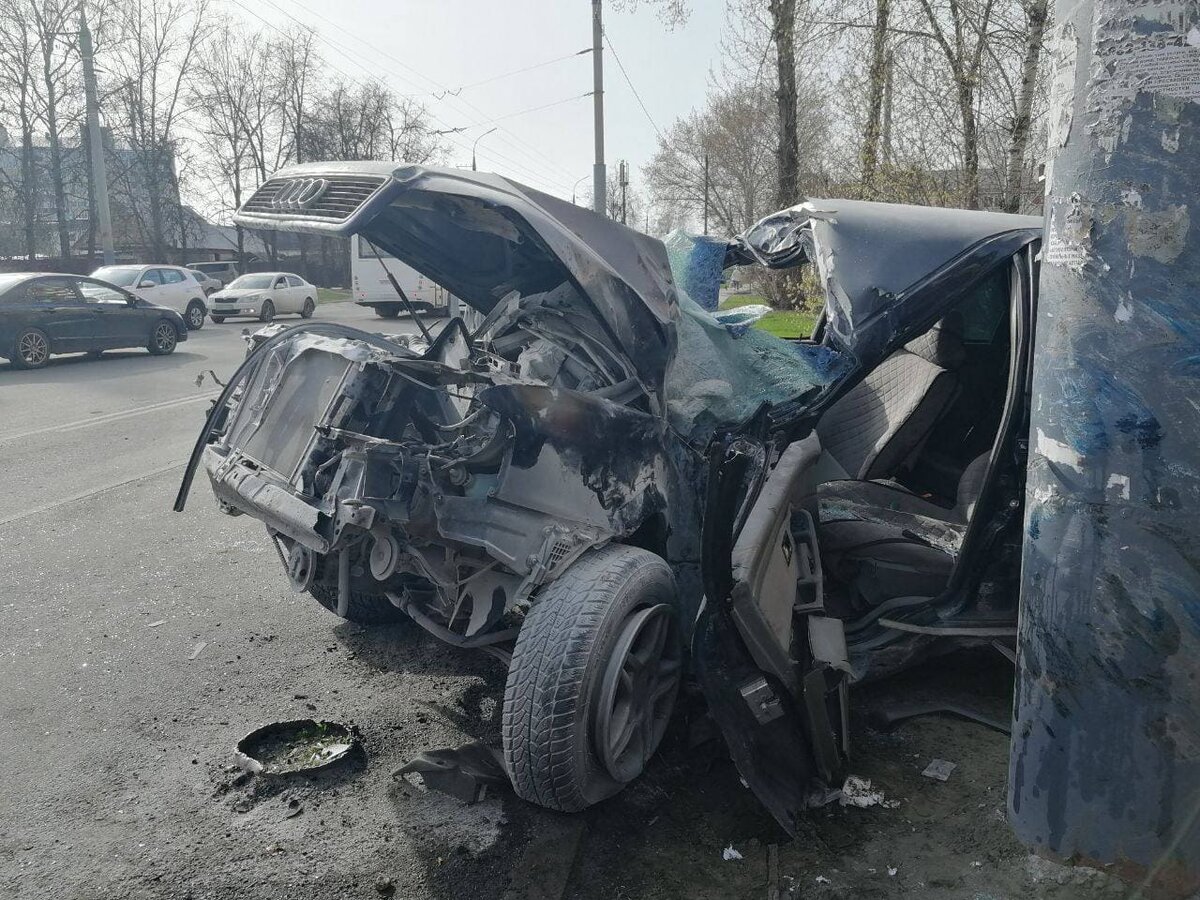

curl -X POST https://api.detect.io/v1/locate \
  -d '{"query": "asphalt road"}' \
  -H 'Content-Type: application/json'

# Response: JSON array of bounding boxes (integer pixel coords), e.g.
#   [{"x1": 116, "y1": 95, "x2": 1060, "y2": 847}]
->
[{"x1": 0, "y1": 302, "x2": 1121, "y2": 900}]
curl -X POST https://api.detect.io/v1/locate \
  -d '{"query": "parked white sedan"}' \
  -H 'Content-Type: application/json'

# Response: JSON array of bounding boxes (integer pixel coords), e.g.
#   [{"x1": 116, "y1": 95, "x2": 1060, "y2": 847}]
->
[
  {"x1": 208, "y1": 273, "x2": 317, "y2": 323},
  {"x1": 92, "y1": 264, "x2": 211, "y2": 331}
]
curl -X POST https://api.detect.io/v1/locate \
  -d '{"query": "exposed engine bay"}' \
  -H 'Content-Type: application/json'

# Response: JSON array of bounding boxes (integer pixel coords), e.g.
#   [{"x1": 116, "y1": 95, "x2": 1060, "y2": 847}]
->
[{"x1": 201, "y1": 291, "x2": 678, "y2": 644}]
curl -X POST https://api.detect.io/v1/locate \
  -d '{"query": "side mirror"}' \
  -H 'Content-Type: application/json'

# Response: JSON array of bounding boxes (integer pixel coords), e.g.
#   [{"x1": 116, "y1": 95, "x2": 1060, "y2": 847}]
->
[{"x1": 138, "y1": 279, "x2": 155, "y2": 289}]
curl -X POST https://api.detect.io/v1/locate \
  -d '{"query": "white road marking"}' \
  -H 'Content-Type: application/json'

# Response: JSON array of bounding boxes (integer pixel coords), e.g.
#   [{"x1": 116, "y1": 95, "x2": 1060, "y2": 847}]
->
[
  {"x1": 0, "y1": 461, "x2": 185, "y2": 528},
  {"x1": 0, "y1": 393, "x2": 216, "y2": 445}
]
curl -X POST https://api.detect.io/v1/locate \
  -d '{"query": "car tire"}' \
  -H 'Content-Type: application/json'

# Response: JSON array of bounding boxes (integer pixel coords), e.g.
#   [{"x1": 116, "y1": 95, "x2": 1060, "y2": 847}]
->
[
  {"x1": 301, "y1": 297, "x2": 315, "y2": 318},
  {"x1": 375, "y1": 306, "x2": 401, "y2": 319},
  {"x1": 210, "y1": 315, "x2": 226, "y2": 324},
  {"x1": 11, "y1": 327, "x2": 51, "y2": 369},
  {"x1": 502, "y1": 544, "x2": 683, "y2": 812},
  {"x1": 185, "y1": 300, "x2": 206, "y2": 330},
  {"x1": 307, "y1": 554, "x2": 407, "y2": 625},
  {"x1": 147, "y1": 319, "x2": 178, "y2": 355},
  {"x1": 259, "y1": 300, "x2": 275, "y2": 323}
]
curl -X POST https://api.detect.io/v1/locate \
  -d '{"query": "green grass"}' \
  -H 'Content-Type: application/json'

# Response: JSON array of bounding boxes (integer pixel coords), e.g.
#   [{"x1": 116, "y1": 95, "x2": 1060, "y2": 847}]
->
[
  {"x1": 317, "y1": 287, "x2": 352, "y2": 304},
  {"x1": 719, "y1": 293, "x2": 816, "y2": 339}
]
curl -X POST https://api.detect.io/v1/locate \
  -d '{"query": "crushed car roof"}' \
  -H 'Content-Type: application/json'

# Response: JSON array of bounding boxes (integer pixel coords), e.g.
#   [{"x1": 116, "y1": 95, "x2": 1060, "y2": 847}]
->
[{"x1": 731, "y1": 198, "x2": 1043, "y2": 364}]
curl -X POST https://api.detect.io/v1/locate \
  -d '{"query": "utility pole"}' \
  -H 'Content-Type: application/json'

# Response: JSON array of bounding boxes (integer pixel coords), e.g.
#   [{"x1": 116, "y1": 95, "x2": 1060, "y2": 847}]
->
[
  {"x1": 80, "y1": 11, "x2": 114, "y2": 265},
  {"x1": 1010, "y1": 0, "x2": 1200, "y2": 891},
  {"x1": 702, "y1": 154, "x2": 710, "y2": 234},
  {"x1": 618, "y1": 160, "x2": 628, "y2": 224},
  {"x1": 591, "y1": 0, "x2": 606, "y2": 216}
]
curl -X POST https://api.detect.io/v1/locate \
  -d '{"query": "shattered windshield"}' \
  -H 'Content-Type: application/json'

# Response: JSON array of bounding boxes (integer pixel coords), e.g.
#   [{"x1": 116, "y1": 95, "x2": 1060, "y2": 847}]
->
[{"x1": 662, "y1": 232, "x2": 847, "y2": 435}]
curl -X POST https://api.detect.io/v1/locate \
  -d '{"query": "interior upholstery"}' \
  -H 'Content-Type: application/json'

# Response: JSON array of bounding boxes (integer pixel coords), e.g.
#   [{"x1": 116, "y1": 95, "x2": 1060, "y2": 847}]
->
[
  {"x1": 816, "y1": 451, "x2": 991, "y2": 610},
  {"x1": 815, "y1": 312, "x2": 966, "y2": 481}
]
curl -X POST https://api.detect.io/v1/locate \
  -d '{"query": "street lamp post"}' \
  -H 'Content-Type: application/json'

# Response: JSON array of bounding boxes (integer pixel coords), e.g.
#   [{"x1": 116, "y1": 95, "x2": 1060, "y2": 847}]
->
[
  {"x1": 571, "y1": 175, "x2": 589, "y2": 205},
  {"x1": 471, "y1": 127, "x2": 497, "y2": 172}
]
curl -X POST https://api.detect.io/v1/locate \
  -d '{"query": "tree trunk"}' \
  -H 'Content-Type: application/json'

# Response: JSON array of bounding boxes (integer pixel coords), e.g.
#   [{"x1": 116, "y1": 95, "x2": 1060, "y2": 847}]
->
[
  {"x1": 769, "y1": 0, "x2": 799, "y2": 206},
  {"x1": 1004, "y1": 0, "x2": 1049, "y2": 213},
  {"x1": 18, "y1": 111, "x2": 37, "y2": 261},
  {"x1": 42, "y1": 68, "x2": 71, "y2": 258},
  {"x1": 860, "y1": 0, "x2": 891, "y2": 197},
  {"x1": 957, "y1": 83, "x2": 980, "y2": 208}
]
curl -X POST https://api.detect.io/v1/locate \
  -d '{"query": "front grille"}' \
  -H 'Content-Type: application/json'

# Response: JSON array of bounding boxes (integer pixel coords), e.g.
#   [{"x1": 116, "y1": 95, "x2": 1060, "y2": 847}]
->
[{"x1": 240, "y1": 175, "x2": 388, "y2": 222}]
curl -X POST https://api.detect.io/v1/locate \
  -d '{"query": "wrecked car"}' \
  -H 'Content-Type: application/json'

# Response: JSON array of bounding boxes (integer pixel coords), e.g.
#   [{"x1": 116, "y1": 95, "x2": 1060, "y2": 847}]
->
[{"x1": 175, "y1": 163, "x2": 1041, "y2": 831}]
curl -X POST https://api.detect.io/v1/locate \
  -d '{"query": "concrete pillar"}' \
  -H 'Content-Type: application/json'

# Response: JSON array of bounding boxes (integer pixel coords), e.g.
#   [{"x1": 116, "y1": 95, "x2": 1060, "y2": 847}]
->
[{"x1": 1010, "y1": 0, "x2": 1200, "y2": 892}]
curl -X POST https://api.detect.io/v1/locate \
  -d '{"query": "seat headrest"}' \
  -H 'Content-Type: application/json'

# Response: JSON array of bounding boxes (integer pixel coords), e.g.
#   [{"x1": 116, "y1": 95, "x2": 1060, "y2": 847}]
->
[{"x1": 905, "y1": 311, "x2": 966, "y2": 369}]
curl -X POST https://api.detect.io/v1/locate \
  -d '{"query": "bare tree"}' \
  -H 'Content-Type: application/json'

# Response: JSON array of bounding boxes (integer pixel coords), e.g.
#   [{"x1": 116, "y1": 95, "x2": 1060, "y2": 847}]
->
[
  {"x1": 106, "y1": 0, "x2": 209, "y2": 261},
  {"x1": 1002, "y1": 0, "x2": 1047, "y2": 211},
  {"x1": 0, "y1": 0, "x2": 40, "y2": 258},
  {"x1": 768, "y1": 0, "x2": 800, "y2": 205}
]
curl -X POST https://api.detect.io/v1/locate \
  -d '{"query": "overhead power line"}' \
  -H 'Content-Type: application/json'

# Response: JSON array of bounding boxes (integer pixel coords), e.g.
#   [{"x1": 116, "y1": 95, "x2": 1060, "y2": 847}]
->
[
  {"x1": 437, "y1": 92, "x2": 595, "y2": 134},
  {"x1": 432, "y1": 49, "x2": 593, "y2": 99},
  {"x1": 603, "y1": 29, "x2": 664, "y2": 141}
]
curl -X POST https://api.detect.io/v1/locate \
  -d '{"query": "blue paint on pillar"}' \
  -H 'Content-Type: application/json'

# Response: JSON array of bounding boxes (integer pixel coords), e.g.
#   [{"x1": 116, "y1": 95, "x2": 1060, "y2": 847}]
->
[{"x1": 1010, "y1": 0, "x2": 1200, "y2": 889}]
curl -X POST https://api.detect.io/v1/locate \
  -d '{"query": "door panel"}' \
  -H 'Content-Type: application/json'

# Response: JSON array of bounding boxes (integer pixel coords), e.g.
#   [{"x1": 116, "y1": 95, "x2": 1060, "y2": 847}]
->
[
  {"x1": 157, "y1": 268, "x2": 189, "y2": 311},
  {"x1": 76, "y1": 278, "x2": 148, "y2": 348},
  {"x1": 24, "y1": 278, "x2": 92, "y2": 351}
]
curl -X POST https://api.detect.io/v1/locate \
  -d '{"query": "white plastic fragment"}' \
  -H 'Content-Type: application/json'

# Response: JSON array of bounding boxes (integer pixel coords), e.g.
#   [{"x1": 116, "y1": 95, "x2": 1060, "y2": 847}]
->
[
  {"x1": 838, "y1": 774, "x2": 900, "y2": 808},
  {"x1": 815, "y1": 875, "x2": 831, "y2": 884},
  {"x1": 188, "y1": 641, "x2": 207, "y2": 660},
  {"x1": 922, "y1": 758, "x2": 958, "y2": 781},
  {"x1": 722, "y1": 845, "x2": 743, "y2": 861},
  {"x1": 888, "y1": 866, "x2": 898, "y2": 876}
]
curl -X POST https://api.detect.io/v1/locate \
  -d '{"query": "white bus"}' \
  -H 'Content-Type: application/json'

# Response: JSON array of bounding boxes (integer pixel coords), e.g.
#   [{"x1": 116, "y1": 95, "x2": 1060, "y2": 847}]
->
[{"x1": 351, "y1": 234, "x2": 456, "y2": 319}]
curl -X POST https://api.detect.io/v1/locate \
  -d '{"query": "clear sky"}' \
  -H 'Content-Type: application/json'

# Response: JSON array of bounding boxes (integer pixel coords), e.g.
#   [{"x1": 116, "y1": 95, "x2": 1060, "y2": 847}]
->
[{"x1": 235, "y1": 0, "x2": 728, "y2": 200}]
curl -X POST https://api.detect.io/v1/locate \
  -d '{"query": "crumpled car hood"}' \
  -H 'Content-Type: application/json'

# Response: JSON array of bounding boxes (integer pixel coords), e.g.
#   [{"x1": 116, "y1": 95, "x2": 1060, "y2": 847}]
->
[
  {"x1": 234, "y1": 162, "x2": 678, "y2": 400},
  {"x1": 730, "y1": 198, "x2": 1042, "y2": 366}
]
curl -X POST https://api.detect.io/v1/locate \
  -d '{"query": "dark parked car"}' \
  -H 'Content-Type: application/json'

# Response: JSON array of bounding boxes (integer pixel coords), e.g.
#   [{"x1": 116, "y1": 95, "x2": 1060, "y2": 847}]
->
[
  {"x1": 0, "y1": 273, "x2": 188, "y2": 369},
  {"x1": 176, "y1": 163, "x2": 1040, "y2": 831}
]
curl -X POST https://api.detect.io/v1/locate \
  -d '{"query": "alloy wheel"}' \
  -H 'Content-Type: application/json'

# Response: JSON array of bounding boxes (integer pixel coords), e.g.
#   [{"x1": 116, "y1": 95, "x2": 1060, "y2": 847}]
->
[
  {"x1": 594, "y1": 603, "x2": 682, "y2": 783},
  {"x1": 18, "y1": 331, "x2": 48, "y2": 366},
  {"x1": 187, "y1": 305, "x2": 204, "y2": 329},
  {"x1": 154, "y1": 323, "x2": 176, "y2": 352}
]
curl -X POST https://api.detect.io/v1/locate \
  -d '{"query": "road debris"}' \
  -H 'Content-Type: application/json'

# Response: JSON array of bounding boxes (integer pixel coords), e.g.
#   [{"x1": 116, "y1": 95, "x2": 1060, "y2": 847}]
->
[
  {"x1": 888, "y1": 866, "x2": 898, "y2": 876},
  {"x1": 146, "y1": 620, "x2": 165, "y2": 628},
  {"x1": 815, "y1": 874, "x2": 831, "y2": 884},
  {"x1": 838, "y1": 775, "x2": 900, "y2": 809},
  {"x1": 722, "y1": 845, "x2": 743, "y2": 861},
  {"x1": 188, "y1": 641, "x2": 207, "y2": 660},
  {"x1": 922, "y1": 758, "x2": 958, "y2": 781},
  {"x1": 235, "y1": 719, "x2": 358, "y2": 775},
  {"x1": 394, "y1": 741, "x2": 508, "y2": 803}
]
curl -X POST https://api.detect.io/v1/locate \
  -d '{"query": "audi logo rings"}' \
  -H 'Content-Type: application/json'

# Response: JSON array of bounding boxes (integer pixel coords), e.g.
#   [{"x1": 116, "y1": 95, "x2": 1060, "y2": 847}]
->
[{"x1": 268, "y1": 177, "x2": 329, "y2": 211}]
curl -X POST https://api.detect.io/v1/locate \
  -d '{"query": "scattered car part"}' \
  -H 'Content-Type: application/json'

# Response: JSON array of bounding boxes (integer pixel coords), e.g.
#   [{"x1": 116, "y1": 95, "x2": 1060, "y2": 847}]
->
[
  {"x1": 235, "y1": 719, "x2": 359, "y2": 775},
  {"x1": 394, "y1": 741, "x2": 508, "y2": 803}
]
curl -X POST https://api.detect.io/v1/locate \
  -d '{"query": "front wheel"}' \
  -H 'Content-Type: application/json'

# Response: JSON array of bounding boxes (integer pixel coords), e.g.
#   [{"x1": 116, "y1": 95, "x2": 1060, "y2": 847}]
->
[
  {"x1": 503, "y1": 544, "x2": 682, "y2": 812},
  {"x1": 301, "y1": 297, "x2": 315, "y2": 318},
  {"x1": 11, "y1": 328, "x2": 51, "y2": 369},
  {"x1": 259, "y1": 300, "x2": 275, "y2": 323},
  {"x1": 210, "y1": 315, "x2": 226, "y2": 324},
  {"x1": 147, "y1": 320, "x2": 178, "y2": 355},
  {"x1": 185, "y1": 301, "x2": 206, "y2": 330}
]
